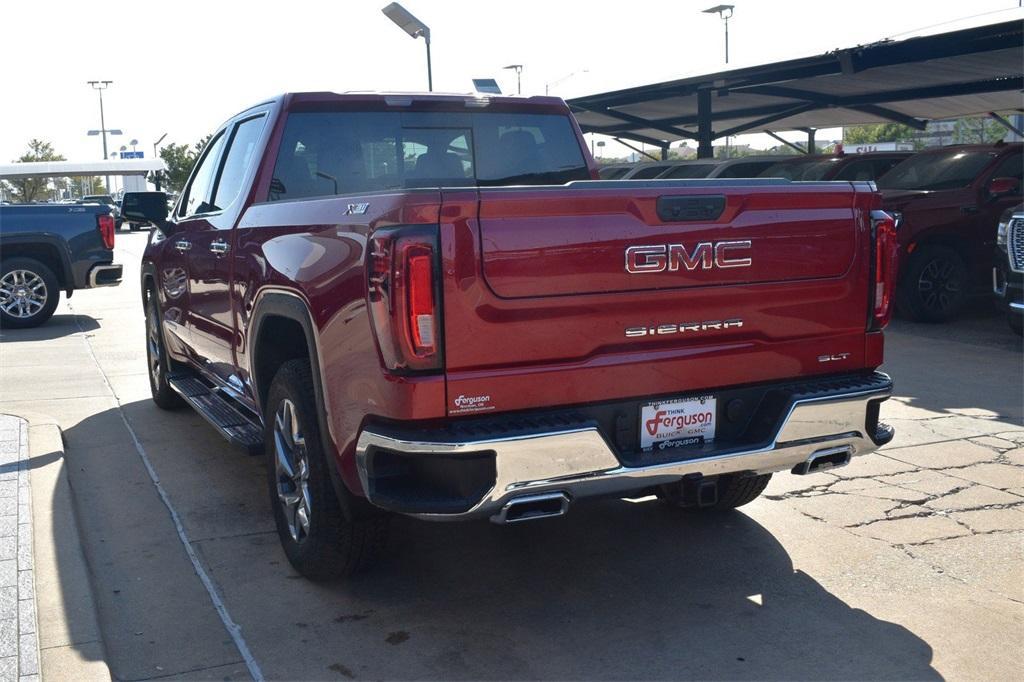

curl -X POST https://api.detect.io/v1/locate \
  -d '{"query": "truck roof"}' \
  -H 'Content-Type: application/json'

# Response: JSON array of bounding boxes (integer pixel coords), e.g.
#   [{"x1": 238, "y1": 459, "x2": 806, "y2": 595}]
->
[{"x1": 229, "y1": 92, "x2": 572, "y2": 123}]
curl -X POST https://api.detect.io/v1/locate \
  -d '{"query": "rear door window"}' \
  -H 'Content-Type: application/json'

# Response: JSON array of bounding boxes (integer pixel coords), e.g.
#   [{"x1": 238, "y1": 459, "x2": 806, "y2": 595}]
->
[{"x1": 268, "y1": 110, "x2": 589, "y2": 201}]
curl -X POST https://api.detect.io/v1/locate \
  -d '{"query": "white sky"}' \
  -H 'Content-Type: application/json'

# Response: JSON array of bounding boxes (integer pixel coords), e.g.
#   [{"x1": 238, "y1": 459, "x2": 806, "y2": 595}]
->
[{"x1": 1, "y1": 0, "x2": 1021, "y2": 165}]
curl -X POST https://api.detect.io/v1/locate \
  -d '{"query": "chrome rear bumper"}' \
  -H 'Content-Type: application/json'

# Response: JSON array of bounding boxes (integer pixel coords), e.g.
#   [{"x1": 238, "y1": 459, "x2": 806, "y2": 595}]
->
[{"x1": 356, "y1": 373, "x2": 893, "y2": 522}]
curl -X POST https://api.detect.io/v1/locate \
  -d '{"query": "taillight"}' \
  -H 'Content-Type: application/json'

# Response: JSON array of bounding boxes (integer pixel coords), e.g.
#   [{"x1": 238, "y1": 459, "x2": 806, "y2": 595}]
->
[
  {"x1": 367, "y1": 228, "x2": 441, "y2": 372},
  {"x1": 870, "y1": 210, "x2": 899, "y2": 329},
  {"x1": 97, "y1": 213, "x2": 115, "y2": 250}
]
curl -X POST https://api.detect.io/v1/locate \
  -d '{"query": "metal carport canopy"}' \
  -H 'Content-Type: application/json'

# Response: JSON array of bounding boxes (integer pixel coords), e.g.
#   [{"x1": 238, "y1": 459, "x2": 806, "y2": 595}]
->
[{"x1": 568, "y1": 20, "x2": 1023, "y2": 158}]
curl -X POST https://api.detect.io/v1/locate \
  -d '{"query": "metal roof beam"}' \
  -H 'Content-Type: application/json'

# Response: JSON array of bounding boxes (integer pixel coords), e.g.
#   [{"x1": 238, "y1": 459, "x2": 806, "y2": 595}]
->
[
  {"x1": 571, "y1": 104, "x2": 698, "y2": 141},
  {"x1": 717, "y1": 103, "x2": 818, "y2": 137},
  {"x1": 845, "y1": 104, "x2": 927, "y2": 130},
  {"x1": 609, "y1": 130, "x2": 674, "y2": 148},
  {"x1": 613, "y1": 138, "x2": 662, "y2": 162},
  {"x1": 764, "y1": 131, "x2": 808, "y2": 154},
  {"x1": 989, "y1": 112, "x2": 1024, "y2": 138}
]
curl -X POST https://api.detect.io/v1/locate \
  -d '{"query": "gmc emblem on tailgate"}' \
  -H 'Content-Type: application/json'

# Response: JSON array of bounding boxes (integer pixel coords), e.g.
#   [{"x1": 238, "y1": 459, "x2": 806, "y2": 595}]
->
[{"x1": 625, "y1": 240, "x2": 752, "y2": 273}]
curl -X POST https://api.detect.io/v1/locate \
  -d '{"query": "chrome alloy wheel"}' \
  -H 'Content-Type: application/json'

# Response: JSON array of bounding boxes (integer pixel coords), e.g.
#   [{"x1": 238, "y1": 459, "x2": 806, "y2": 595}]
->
[
  {"x1": 146, "y1": 304, "x2": 162, "y2": 387},
  {"x1": 917, "y1": 257, "x2": 961, "y2": 313},
  {"x1": 0, "y1": 270, "x2": 47, "y2": 319},
  {"x1": 273, "y1": 399, "x2": 312, "y2": 542}
]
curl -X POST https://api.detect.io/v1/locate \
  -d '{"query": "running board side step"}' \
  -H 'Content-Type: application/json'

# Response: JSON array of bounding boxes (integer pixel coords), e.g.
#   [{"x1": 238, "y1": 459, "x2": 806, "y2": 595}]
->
[{"x1": 167, "y1": 374, "x2": 263, "y2": 450}]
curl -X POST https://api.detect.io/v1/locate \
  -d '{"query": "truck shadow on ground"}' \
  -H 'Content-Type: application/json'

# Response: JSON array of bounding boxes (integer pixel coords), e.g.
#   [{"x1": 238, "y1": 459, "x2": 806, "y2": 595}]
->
[
  {"x1": 316, "y1": 500, "x2": 942, "y2": 680},
  {"x1": 59, "y1": 402, "x2": 942, "y2": 681},
  {"x1": 0, "y1": 314, "x2": 99, "y2": 342}
]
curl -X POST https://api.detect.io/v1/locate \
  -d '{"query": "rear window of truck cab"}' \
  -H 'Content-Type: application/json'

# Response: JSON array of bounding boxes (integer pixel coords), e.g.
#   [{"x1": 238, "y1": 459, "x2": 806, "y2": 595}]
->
[{"x1": 267, "y1": 111, "x2": 589, "y2": 201}]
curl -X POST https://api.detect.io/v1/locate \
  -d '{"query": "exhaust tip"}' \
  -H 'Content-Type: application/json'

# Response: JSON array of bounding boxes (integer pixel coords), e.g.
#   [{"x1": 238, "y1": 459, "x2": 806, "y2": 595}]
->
[
  {"x1": 792, "y1": 446, "x2": 853, "y2": 475},
  {"x1": 491, "y1": 492, "x2": 570, "y2": 524}
]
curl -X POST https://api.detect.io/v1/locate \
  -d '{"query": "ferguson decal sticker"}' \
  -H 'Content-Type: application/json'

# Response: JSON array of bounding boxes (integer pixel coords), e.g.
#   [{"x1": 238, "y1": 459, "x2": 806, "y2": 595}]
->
[{"x1": 451, "y1": 394, "x2": 494, "y2": 414}]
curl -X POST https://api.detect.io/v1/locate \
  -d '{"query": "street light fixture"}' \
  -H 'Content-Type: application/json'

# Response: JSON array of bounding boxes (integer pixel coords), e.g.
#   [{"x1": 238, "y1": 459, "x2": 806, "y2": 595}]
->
[
  {"x1": 545, "y1": 69, "x2": 589, "y2": 96},
  {"x1": 503, "y1": 64, "x2": 523, "y2": 94},
  {"x1": 702, "y1": 5, "x2": 734, "y2": 63},
  {"x1": 381, "y1": 2, "x2": 433, "y2": 91}
]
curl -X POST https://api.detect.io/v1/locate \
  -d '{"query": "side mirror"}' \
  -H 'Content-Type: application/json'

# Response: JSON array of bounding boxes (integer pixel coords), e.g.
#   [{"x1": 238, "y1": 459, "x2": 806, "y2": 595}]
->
[
  {"x1": 121, "y1": 191, "x2": 169, "y2": 223},
  {"x1": 987, "y1": 176, "x2": 1020, "y2": 199}
]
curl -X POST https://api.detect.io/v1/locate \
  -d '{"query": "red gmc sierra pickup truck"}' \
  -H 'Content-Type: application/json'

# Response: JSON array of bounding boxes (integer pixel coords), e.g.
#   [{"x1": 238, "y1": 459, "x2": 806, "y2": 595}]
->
[{"x1": 126, "y1": 92, "x2": 898, "y2": 580}]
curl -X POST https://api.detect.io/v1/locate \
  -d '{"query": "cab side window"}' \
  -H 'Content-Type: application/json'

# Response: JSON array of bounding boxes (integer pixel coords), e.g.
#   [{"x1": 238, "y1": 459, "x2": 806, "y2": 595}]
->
[{"x1": 178, "y1": 132, "x2": 226, "y2": 218}]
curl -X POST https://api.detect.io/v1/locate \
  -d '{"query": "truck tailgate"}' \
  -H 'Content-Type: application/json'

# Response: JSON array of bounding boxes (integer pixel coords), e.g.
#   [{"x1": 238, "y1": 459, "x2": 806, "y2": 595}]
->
[
  {"x1": 479, "y1": 184, "x2": 857, "y2": 297},
  {"x1": 439, "y1": 181, "x2": 877, "y2": 416}
]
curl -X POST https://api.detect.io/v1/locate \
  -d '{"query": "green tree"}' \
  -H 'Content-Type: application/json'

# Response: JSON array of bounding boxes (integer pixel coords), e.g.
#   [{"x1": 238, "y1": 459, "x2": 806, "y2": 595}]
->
[
  {"x1": 953, "y1": 116, "x2": 1008, "y2": 144},
  {"x1": 6, "y1": 139, "x2": 66, "y2": 203},
  {"x1": 843, "y1": 123, "x2": 921, "y2": 148},
  {"x1": 153, "y1": 134, "x2": 214, "y2": 193},
  {"x1": 154, "y1": 142, "x2": 197, "y2": 193}
]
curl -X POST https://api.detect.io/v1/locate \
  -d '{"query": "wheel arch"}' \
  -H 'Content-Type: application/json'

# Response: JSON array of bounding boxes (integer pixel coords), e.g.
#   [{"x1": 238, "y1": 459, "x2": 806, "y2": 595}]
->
[
  {"x1": 248, "y1": 289, "x2": 361, "y2": 512},
  {"x1": 0, "y1": 238, "x2": 74, "y2": 294},
  {"x1": 907, "y1": 232, "x2": 971, "y2": 259}
]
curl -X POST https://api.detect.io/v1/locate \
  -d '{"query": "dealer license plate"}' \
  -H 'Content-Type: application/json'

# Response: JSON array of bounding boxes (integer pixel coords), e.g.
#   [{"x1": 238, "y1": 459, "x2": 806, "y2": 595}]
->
[{"x1": 640, "y1": 395, "x2": 717, "y2": 451}]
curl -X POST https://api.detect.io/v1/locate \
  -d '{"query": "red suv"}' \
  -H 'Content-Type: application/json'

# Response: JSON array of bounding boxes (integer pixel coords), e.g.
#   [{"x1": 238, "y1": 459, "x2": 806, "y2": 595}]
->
[{"x1": 878, "y1": 143, "x2": 1023, "y2": 322}]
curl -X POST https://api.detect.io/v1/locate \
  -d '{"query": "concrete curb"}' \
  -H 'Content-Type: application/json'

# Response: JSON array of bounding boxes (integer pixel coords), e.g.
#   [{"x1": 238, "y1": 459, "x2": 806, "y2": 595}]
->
[{"x1": 23, "y1": 420, "x2": 111, "y2": 681}]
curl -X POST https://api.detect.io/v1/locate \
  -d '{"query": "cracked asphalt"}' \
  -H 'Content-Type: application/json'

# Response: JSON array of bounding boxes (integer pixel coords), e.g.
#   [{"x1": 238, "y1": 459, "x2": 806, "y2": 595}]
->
[{"x1": 1, "y1": 231, "x2": 1021, "y2": 681}]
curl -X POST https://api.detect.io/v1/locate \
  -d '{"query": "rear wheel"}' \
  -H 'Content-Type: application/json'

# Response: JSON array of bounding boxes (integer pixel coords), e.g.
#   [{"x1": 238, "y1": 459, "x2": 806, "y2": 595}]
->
[
  {"x1": 897, "y1": 245, "x2": 967, "y2": 322},
  {"x1": 658, "y1": 473, "x2": 772, "y2": 511},
  {"x1": 265, "y1": 359, "x2": 389, "y2": 580},
  {"x1": 0, "y1": 258, "x2": 59, "y2": 329}
]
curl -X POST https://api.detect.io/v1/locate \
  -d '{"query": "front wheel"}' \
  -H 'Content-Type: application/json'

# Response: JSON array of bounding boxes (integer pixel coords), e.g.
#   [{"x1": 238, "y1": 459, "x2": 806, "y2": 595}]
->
[
  {"x1": 1009, "y1": 313, "x2": 1023, "y2": 337},
  {"x1": 897, "y1": 245, "x2": 967, "y2": 322},
  {"x1": 0, "y1": 258, "x2": 60, "y2": 329},
  {"x1": 145, "y1": 290, "x2": 184, "y2": 409},
  {"x1": 265, "y1": 359, "x2": 389, "y2": 580}
]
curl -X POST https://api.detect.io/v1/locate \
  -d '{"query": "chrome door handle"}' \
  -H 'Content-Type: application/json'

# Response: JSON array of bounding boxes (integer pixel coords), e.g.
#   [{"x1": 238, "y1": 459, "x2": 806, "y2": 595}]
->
[
  {"x1": 174, "y1": 239, "x2": 192, "y2": 252},
  {"x1": 209, "y1": 239, "x2": 229, "y2": 255}
]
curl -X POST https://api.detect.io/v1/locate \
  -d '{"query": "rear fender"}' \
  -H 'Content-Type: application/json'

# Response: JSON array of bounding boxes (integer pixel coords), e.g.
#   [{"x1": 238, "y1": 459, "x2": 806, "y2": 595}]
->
[{"x1": 248, "y1": 289, "x2": 366, "y2": 512}]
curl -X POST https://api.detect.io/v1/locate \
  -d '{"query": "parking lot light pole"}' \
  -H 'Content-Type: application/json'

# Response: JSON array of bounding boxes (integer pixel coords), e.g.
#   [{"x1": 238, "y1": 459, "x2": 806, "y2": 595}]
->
[
  {"x1": 87, "y1": 80, "x2": 123, "y2": 191},
  {"x1": 702, "y1": 5, "x2": 734, "y2": 64},
  {"x1": 87, "y1": 81, "x2": 113, "y2": 161},
  {"x1": 153, "y1": 133, "x2": 167, "y2": 190},
  {"x1": 382, "y1": 3, "x2": 433, "y2": 91}
]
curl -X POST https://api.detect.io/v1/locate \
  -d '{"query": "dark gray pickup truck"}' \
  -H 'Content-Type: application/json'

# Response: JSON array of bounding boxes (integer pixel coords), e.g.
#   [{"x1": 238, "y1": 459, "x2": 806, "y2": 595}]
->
[{"x1": 0, "y1": 203, "x2": 123, "y2": 328}]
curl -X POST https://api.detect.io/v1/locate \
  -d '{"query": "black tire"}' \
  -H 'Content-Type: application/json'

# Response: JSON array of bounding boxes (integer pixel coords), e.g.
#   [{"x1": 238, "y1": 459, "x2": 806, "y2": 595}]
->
[
  {"x1": 1009, "y1": 313, "x2": 1023, "y2": 337},
  {"x1": 129, "y1": 223, "x2": 140, "y2": 232},
  {"x1": 144, "y1": 289, "x2": 185, "y2": 409},
  {"x1": 897, "y1": 245, "x2": 967, "y2": 322},
  {"x1": 0, "y1": 257, "x2": 60, "y2": 329},
  {"x1": 659, "y1": 473, "x2": 772, "y2": 511},
  {"x1": 264, "y1": 359, "x2": 389, "y2": 580}
]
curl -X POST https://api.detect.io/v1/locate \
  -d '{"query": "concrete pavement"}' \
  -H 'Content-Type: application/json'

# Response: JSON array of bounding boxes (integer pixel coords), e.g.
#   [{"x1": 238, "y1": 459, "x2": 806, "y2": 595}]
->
[
  {"x1": 0, "y1": 415, "x2": 39, "y2": 682},
  {"x1": 0, "y1": 230, "x2": 1021, "y2": 680}
]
